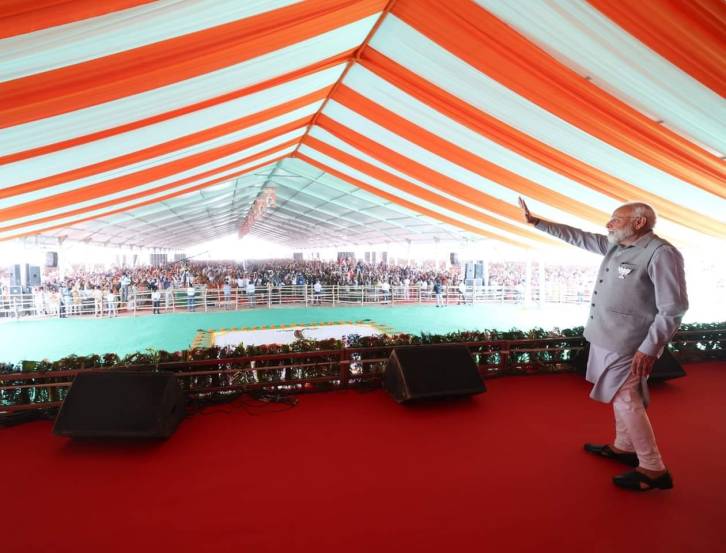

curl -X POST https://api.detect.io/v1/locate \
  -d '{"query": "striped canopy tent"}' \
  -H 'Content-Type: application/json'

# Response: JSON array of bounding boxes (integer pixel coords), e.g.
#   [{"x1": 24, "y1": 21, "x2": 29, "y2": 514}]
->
[{"x1": 1, "y1": 0, "x2": 724, "y2": 249}]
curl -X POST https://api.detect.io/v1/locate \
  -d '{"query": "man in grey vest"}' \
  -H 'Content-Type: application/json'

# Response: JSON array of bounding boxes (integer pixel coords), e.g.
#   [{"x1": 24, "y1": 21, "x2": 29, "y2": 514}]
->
[{"x1": 519, "y1": 197, "x2": 688, "y2": 491}]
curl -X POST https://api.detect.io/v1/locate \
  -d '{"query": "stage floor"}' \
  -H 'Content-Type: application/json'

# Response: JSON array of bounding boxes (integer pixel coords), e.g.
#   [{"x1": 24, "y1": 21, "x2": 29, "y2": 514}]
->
[{"x1": 1, "y1": 362, "x2": 724, "y2": 553}]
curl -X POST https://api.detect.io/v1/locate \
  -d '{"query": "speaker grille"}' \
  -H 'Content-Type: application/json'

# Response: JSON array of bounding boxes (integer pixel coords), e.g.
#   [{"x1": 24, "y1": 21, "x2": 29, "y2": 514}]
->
[
  {"x1": 385, "y1": 345, "x2": 485, "y2": 402},
  {"x1": 53, "y1": 371, "x2": 184, "y2": 438}
]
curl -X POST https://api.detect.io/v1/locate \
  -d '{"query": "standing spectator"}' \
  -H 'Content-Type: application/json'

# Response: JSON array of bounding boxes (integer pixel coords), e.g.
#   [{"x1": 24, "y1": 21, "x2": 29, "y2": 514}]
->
[
  {"x1": 92, "y1": 287, "x2": 103, "y2": 317},
  {"x1": 151, "y1": 288, "x2": 161, "y2": 314},
  {"x1": 223, "y1": 280, "x2": 232, "y2": 309},
  {"x1": 434, "y1": 280, "x2": 444, "y2": 307},
  {"x1": 313, "y1": 280, "x2": 322, "y2": 304},
  {"x1": 105, "y1": 288, "x2": 117, "y2": 317},
  {"x1": 187, "y1": 285, "x2": 196, "y2": 311},
  {"x1": 120, "y1": 273, "x2": 131, "y2": 303},
  {"x1": 60, "y1": 285, "x2": 70, "y2": 318},
  {"x1": 458, "y1": 281, "x2": 467, "y2": 305},
  {"x1": 380, "y1": 280, "x2": 391, "y2": 304},
  {"x1": 127, "y1": 283, "x2": 137, "y2": 312},
  {"x1": 71, "y1": 284, "x2": 82, "y2": 315},
  {"x1": 164, "y1": 278, "x2": 174, "y2": 310},
  {"x1": 246, "y1": 281, "x2": 256, "y2": 306}
]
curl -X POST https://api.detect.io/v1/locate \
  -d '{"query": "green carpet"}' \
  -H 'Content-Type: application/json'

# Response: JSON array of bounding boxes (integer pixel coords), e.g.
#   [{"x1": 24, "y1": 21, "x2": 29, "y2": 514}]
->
[{"x1": 0, "y1": 303, "x2": 594, "y2": 363}]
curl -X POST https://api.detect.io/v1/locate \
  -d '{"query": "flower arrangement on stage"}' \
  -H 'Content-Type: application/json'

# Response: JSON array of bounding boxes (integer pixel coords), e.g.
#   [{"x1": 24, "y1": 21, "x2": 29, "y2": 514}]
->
[{"x1": 1, "y1": 323, "x2": 723, "y2": 414}]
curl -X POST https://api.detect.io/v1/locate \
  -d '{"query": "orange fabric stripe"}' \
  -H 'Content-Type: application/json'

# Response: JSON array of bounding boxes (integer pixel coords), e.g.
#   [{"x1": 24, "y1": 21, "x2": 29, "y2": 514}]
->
[
  {"x1": 0, "y1": 0, "x2": 385, "y2": 128},
  {"x1": 296, "y1": 151, "x2": 529, "y2": 248},
  {"x1": 0, "y1": 157, "x2": 286, "y2": 242},
  {"x1": 317, "y1": 112, "x2": 515, "y2": 221},
  {"x1": 589, "y1": 0, "x2": 726, "y2": 97},
  {"x1": 0, "y1": 142, "x2": 296, "y2": 234},
  {"x1": 0, "y1": 88, "x2": 329, "y2": 200},
  {"x1": 292, "y1": 0, "x2": 397, "y2": 155},
  {"x1": 393, "y1": 0, "x2": 726, "y2": 198},
  {"x1": 0, "y1": 50, "x2": 353, "y2": 165},
  {"x1": 0, "y1": 0, "x2": 154, "y2": 39},
  {"x1": 326, "y1": 87, "x2": 610, "y2": 224},
  {"x1": 302, "y1": 135, "x2": 552, "y2": 246},
  {"x1": 0, "y1": 118, "x2": 309, "y2": 222},
  {"x1": 360, "y1": 49, "x2": 725, "y2": 238}
]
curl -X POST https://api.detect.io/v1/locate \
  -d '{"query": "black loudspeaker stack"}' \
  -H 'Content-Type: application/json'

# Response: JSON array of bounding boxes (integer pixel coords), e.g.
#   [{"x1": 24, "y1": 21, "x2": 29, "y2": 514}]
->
[
  {"x1": 10, "y1": 264, "x2": 21, "y2": 286},
  {"x1": 384, "y1": 345, "x2": 486, "y2": 403},
  {"x1": 27, "y1": 265, "x2": 41, "y2": 287},
  {"x1": 450, "y1": 252, "x2": 460, "y2": 265},
  {"x1": 53, "y1": 371, "x2": 185, "y2": 438},
  {"x1": 474, "y1": 262, "x2": 484, "y2": 280},
  {"x1": 46, "y1": 251, "x2": 58, "y2": 267},
  {"x1": 464, "y1": 262, "x2": 475, "y2": 281}
]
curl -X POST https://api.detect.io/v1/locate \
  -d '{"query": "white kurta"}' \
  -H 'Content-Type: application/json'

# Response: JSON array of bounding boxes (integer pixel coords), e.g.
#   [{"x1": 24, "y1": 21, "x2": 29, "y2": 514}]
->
[{"x1": 587, "y1": 343, "x2": 651, "y2": 408}]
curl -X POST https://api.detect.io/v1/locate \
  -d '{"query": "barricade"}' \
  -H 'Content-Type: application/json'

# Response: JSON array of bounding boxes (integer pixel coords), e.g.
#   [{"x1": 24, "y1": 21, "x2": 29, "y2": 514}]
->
[{"x1": 0, "y1": 283, "x2": 596, "y2": 320}]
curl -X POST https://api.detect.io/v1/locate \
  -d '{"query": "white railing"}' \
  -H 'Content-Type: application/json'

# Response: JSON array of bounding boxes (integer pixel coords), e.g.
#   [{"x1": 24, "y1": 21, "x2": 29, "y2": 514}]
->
[{"x1": 0, "y1": 283, "x2": 599, "y2": 320}]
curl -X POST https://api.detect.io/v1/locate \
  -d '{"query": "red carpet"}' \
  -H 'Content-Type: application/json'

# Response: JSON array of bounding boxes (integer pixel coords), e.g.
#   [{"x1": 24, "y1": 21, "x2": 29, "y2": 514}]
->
[{"x1": 2, "y1": 362, "x2": 724, "y2": 553}]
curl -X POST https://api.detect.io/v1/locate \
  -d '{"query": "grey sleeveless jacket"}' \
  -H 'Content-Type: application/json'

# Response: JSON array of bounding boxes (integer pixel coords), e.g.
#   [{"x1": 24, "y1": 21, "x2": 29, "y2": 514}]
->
[{"x1": 535, "y1": 220, "x2": 688, "y2": 356}]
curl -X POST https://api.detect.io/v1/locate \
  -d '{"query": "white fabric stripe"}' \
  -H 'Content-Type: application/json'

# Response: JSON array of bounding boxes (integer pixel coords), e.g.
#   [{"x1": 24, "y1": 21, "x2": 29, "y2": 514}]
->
[
  {"x1": 98, "y1": 209, "x2": 241, "y2": 237},
  {"x1": 341, "y1": 65, "x2": 708, "y2": 244},
  {"x1": 0, "y1": 106, "x2": 316, "y2": 208},
  {"x1": 0, "y1": 0, "x2": 300, "y2": 82},
  {"x1": 369, "y1": 16, "x2": 726, "y2": 221},
  {"x1": 1, "y1": 16, "x2": 375, "y2": 156},
  {"x1": 281, "y1": 157, "x2": 430, "y2": 218},
  {"x1": 1, "y1": 130, "x2": 303, "y2": 229},
  {"x1": 84, "y1": 181, "x2": 264, "y2": 235},
  {"x1": 266, "y1": 175, "x2": 425, "y2": 233},
  {"x1": 99, "y1": 197, "x2": 252, "y2": 234},
  {"x1": 106, "y1": 189, "x2": 260, "y2": 227},
  {"x1": 343, "y1": 65, "x2": 620, "y2": 213},
  {"x1": 309, "y1": 124, "x2": 544, "y2": 237},
  {"x1": 299, "y1": 144, "x2": 537, "y2": 247},
  {"x1": 476, "y1": 0, "x2": 725, "y2": 154},
  {"x1": 322, "y1": 99, "x2": 602, "y2": 233},
  {"x1": 0, "y1": 67, "x2": 339, "y2": 186},
  {"x1": 101, "y1": 200, "x2": 237, "y2": 230},
  {"x1": 0, "y1": 150, "x2": 292, "y2": 240}
]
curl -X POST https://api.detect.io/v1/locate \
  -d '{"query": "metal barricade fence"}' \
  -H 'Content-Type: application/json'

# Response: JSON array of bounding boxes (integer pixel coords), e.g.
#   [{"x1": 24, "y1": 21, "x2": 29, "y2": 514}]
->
[{"x1": 0, "y1": 283, "x2": 596, "y2": 320}]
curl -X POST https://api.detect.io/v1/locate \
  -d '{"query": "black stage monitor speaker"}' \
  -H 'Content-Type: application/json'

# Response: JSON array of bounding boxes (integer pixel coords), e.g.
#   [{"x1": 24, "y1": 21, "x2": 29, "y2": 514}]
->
[
  {"x1": 648, "y1": 348, "x2": 687, "y2": 381},
  {"x1": 571, "y1": 342, "x2": 686, "y2": 382},
  {"x1": 53, "y1": 371, "x2": 185, "y2": 438},
  {"x1": 384, "y1": 345, "x2": 486, "y2": 403}
]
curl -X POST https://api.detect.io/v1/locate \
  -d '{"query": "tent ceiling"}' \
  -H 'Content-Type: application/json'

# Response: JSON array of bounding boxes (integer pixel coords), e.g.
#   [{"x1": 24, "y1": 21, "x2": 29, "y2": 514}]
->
[{"x1": 0, "y1": 0, "x2": 724, "y2": 250}]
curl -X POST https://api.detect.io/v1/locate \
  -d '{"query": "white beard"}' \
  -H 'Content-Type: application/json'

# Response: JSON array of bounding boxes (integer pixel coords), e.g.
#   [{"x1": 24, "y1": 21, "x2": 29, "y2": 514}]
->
[{"x1": 608, "y1": 226, "x2": 636, "y2": 245}]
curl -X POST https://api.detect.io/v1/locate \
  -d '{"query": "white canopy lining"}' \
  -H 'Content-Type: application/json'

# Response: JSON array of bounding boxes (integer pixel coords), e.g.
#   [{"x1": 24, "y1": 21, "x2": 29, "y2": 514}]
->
[{"x1": 0, "y1": 0, "x2": 723, "y2": 250}]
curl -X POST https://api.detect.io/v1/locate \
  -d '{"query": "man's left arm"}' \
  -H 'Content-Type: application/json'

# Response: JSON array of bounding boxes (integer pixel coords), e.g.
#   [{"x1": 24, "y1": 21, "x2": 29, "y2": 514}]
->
[{"x1": 632, "y1": 246, "x2": 689, "y2": 377}]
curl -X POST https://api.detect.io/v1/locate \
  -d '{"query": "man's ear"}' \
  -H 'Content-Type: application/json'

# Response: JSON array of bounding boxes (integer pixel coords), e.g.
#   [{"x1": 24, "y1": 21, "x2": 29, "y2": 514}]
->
[{"x1": 634, "y1": 216, "x2": 647, "y2": 230}]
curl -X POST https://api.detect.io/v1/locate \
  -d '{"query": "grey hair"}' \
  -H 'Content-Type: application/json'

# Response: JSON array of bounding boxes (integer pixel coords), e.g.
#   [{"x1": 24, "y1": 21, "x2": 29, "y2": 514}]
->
[{"x1": 622, "y1": 202, "x2": 657, "y2": 230}]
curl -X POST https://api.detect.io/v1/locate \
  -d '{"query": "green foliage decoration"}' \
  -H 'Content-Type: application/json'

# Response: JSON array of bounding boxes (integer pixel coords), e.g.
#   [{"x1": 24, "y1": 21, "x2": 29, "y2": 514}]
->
[{"x1": 1, "y1": 323, "x2": 723, "y2": 412}]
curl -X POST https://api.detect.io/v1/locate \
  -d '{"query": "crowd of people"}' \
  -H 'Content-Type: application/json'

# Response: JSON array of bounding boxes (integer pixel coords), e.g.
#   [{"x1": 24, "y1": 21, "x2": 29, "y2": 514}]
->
[{"x1": 0, "y1": 257, "x2": 600, "y2": 318}]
